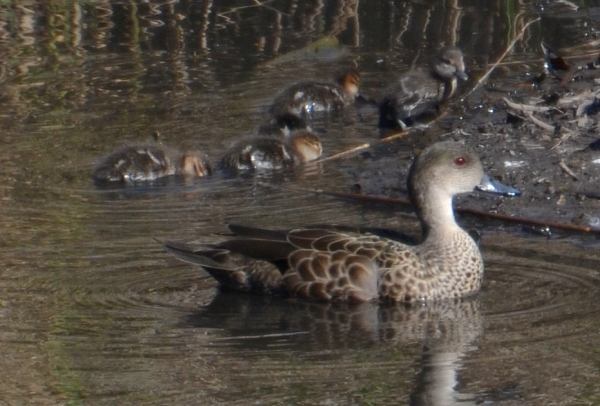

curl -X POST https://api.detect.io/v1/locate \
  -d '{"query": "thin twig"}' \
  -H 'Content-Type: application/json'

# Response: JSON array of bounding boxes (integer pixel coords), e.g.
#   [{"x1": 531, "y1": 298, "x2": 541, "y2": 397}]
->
[
  {"x1": 319, "y1": 130, "x2": 409, "y2": 162},
  {"x1": 503, "y1": 97, "x2": 554, "y2": 113},
  {"x1": 320, "y1": 110, "x2": 448, "y2": 162},
  {"x1": 558, "y1": 160, "x2": 579, "y2": 180},
  {"x1": 463, "y1": 17, "x2": 541, "y2": 99},
  {"x1": 524, "y1": 111, "x2": 556, "y2": 131}
]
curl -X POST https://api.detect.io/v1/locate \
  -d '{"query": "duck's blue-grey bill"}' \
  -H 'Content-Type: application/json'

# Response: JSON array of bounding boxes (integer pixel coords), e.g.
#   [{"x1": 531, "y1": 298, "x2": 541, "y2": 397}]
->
[
  {"x1": 456, "y1": 70, "x2": 469, "y2": 81},
  {"x1": 477, "y1": 174, "x2": 520, "y2": 197}
]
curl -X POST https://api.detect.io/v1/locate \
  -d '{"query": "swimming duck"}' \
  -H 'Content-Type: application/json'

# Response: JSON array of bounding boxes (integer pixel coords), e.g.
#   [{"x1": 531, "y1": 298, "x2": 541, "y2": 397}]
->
[
  {"x1": 163, "y1": 141, "x2": 519, "y2": 302},
  {"x1": 379, "y1": 47, "x2": 468, "y2": 130},
  {"x1": 93, "y1": 144, "x2": 212, "y2": 184},
  {"x1": 218, "y1": 130, "x2": 322, "y2": 173},
  {"x1": 269, "y1": 69, "x2": 360, "y2": 117}
]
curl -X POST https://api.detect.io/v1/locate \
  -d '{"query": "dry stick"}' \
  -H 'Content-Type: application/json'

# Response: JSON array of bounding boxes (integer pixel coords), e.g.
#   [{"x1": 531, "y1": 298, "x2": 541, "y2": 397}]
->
[
  {"x1": 273, "y1": 184, "x2": 600, "y2": 235},
  {"x1": 320, "y1": 111, "x2": 449, "y2": 162},
  {"x1": 320, "y1": 130, "x2": 406, "y2": 162},
  {"x1": 462, "y1": 17, "x2": 541, "y2": 100},
  {"x1": 558, "y1": 160, "x2": 579, "y2": 181},
  {"x1": 502, "y1": 97, "x2": 555, "y2": 113},
  {"x1": 504, "y1": 102, "x2": 578, "y2": 150},
  {"x1": 510, "y1": 104, "x2": 579, "y2": 150},
  {"x1": 524, "y1": 111, "x2": 556, "y2": 131},
  {"x1": 503, "y1": 101, "x2": 577, "y2": 150}
]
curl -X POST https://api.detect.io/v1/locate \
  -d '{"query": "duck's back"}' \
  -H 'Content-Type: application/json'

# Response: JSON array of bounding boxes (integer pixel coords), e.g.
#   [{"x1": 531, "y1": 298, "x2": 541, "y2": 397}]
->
[
  {"x1": 379, "y1": 68, "x2": 446, "y2": 128},
  {"x1": 218, "y1": 137, "x2": 297, "y2": 172},
  {"x1": 93, "y1": 145, "x2": 172, "y2": 183},
  {"x1": 270, "y1": 81, "x2": 351, "y2": 117}
]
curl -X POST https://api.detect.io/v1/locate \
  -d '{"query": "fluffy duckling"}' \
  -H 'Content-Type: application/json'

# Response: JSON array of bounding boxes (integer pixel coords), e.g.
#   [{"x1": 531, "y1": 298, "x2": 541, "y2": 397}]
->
[
  {"x1": 379, "y1": 47, "x2": 468, "y2": 130},
  {"x1": 218, "y1": 130, "x2": 322, "y2": 173},
  {"x1": 269, "y1": 69, "x2": 360, "y2": 117},
  {"x1": 93, "y1": 144, "x2": 212, "y2": 184}
]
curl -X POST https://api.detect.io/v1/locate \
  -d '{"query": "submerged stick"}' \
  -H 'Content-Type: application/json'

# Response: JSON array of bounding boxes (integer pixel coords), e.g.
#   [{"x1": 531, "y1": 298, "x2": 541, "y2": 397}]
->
[{"x1": 270, "y1": 184, "x2": 600, "y2": 235}]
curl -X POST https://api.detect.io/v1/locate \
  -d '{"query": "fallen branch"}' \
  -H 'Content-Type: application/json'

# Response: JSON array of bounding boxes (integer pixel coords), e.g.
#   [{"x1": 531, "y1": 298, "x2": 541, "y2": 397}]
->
[{"x1": 267, "y1": 184, "x2": 600, "y2": 235}]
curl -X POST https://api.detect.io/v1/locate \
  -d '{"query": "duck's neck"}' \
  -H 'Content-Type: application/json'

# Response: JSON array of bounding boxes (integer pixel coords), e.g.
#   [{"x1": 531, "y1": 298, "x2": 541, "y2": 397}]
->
[
  {"x1": 430, "y1": 69, "x2": 458, "y2": 102},
  {"x1": 414, "y1": 186, "x2": 461, "y2": 240}
]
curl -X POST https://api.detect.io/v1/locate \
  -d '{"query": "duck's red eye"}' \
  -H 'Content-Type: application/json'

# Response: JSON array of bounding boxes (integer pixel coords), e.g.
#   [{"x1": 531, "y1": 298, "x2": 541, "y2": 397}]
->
[{"x1": 455, "y1": 157, "x2": 466, "y2": 166}]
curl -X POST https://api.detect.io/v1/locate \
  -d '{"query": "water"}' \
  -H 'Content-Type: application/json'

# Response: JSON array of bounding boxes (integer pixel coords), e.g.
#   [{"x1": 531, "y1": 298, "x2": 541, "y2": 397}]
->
[{"x1": 2, "y1": 1, "x2": 600, "y2": 405}]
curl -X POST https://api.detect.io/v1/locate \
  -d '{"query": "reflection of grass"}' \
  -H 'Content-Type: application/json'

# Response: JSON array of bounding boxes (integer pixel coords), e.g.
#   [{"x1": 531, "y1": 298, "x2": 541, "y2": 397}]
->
[
  {"x1": 576, "y1": 391, "x2": 600, "y2": 405},
  {"x1": 47, "y1": 312, "x2": 87, "y2": 404},
  {"x1": 505, "y1": 0, "x2": 515, "y2": 43}
]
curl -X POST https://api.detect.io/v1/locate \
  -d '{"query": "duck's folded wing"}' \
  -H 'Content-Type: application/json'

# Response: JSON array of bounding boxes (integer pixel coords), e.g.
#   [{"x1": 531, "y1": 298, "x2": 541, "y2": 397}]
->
[
  {"x1": 163, "y1": 241, "x2": 285, "y2": 294},
  {"x1": 283, "y1": 248, "x2": 379, "y2": 302}
]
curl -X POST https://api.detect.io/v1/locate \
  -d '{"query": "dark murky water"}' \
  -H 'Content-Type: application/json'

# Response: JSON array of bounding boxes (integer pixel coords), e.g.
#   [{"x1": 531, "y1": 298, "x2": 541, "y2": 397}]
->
[{"x1": 2, "y1": 1, "x2": 600, "y2": 405}]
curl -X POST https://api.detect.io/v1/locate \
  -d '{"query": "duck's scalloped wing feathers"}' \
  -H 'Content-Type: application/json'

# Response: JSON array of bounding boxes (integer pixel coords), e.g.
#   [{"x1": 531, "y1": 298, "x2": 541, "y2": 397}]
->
[
  {"x1": 286, "y1": 229, "x2": 340, "y2": 249},
  {"x1": 303, "y1": 224, "x2": 417, "y2": 245},
  {"x1": 283, "y1": 249, "x2": 379, "y2": 302}
]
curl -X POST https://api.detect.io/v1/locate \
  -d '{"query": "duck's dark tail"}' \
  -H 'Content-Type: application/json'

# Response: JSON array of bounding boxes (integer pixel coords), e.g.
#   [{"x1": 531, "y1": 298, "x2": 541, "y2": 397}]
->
[
  {"x1": 162, "y1": 240, "x2": 287, "y2": 295},
  {"x1": 378, "y1": 99, "x2": 409, "y2": 131}
]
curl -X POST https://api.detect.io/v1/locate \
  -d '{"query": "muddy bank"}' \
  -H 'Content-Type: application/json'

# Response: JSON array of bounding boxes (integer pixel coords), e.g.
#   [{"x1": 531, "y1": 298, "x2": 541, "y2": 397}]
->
[{"x1": 340, "y1": 49, "x2": 600, "y2": 239}]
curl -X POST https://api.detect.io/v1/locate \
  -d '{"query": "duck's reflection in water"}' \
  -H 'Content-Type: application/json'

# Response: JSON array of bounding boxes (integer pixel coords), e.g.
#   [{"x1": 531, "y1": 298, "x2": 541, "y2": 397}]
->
[{"x1": 184, "y1": 293, "x2": 482, "y2": 404}]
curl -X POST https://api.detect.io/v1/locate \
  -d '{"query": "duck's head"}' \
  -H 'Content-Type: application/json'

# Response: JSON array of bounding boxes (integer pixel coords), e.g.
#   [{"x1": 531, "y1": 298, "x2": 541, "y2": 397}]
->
[
  {"x1": 409, "y1": 142, "x2": 483, "y2": 202},
  {"x1": 287, "y1": 131, "x2": 323, "y2": 163},
  {"x1": 336, "y1": 69, "x2": 361, "y2": 98},
  {"x1": 433, "y1": 47, "x2": 468, "y2": 82},
  {"x1": 408, "y1": 141, "x2": 519, "y2": 229},
  {"x1": 180, "y1": 153, "x2": 213, "y2": 177}
]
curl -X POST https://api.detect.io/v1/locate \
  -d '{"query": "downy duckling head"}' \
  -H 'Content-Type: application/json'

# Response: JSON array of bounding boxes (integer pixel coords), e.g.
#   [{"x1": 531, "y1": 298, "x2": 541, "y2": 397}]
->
[
  {"x1": 287, "y1": 131, "x2": 323, "y2": 163},
  {"x1": 432, "y1": 47, "x2": 468, "y2": 82},
  {"x1": 335, "y1": 68, "x2": 361, "y2": 98},
  {"x1": 180, "y1": 153, "x2": 213, "y2": 177}
]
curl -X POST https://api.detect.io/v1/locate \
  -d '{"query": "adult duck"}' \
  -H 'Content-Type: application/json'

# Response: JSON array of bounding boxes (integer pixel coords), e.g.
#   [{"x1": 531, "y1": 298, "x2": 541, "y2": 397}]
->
[{"x1": 164, "y1": 141, "x2": 519, "y2": 302}]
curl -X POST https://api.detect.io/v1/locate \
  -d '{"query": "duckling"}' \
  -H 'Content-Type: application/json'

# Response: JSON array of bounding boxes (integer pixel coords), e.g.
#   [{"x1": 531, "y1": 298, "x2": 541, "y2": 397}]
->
[
  {"x1": 269, "y1": 69, "x2": 360, "y2": 117},
  {"x1": 218, "y1": 130, "x2": 322, "y2": 173},
  {"x1": 163, "y1": 141, "x2": 520, "y2": 302},
  {"x1": 379, "y1": 47, "x2": 468, "y2": 130},
  {"x1": 93, "y1": 144, "x2": 212, "y2": 184}
]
